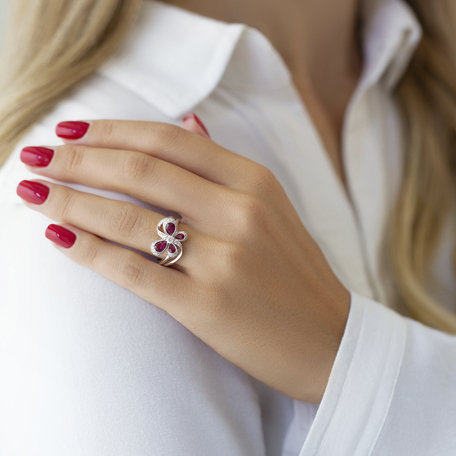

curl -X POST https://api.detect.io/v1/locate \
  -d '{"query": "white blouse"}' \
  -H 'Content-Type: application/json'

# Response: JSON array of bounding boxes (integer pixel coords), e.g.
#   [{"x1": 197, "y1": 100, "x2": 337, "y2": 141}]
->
[{"x1": 1, "y1": 0, "x2": 455, "y2": 454}]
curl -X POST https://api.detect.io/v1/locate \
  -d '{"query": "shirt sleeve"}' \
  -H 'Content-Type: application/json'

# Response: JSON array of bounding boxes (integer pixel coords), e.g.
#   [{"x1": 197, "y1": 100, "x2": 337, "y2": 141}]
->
[{"x1": 297, "y1": 290, "x2": 456, "y2": 455}]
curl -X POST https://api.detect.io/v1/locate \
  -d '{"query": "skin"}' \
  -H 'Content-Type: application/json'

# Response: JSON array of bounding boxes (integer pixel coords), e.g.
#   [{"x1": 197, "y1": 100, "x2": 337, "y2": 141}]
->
[
  {"x1": 16, "y1": 0, "x2": 361, "y2": 403},
  {"x1": 18, "y1": 117, "x2": 350, "y2": 404},
  {"x1": 164, "y1": 0, "x2": 363, "y2": 197}
]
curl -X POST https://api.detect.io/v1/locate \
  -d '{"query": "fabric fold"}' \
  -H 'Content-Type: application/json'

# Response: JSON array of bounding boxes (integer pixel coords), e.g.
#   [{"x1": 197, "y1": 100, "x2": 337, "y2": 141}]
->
[{"x1": 298, "y1": 291, "x2": 407, "y2": 455}]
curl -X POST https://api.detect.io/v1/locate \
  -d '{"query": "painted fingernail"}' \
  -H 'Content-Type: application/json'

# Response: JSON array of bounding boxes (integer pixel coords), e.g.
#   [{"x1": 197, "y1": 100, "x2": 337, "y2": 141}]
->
[
  {"x1": 182, "y1": 112, "x2": 210, "y2": 137},
  {"x1": 20, "y1": 146, "x2": 54, "y2": 167},
  {"x1": 56, "y1": 121, "x2": 90, "y2": 139},
  {"x1": 16, "y1": 180, "x2": 49, "y2": 204},
  {"x1": 45, "y1": 224, "x2": 76, "y2": 248}
]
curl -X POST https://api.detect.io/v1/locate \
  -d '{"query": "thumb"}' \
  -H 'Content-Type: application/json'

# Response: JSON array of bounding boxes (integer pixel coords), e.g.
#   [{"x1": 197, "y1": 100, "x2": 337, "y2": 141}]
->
[{"x1": 181, "y1": 112, "x2": 211, "y2": 138}]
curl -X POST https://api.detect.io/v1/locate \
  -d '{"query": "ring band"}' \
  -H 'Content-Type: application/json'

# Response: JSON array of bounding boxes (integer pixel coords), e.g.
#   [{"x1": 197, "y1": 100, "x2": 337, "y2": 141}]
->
[{"x1": 150, "y1": 217, "x2": 187, "y2": 266}]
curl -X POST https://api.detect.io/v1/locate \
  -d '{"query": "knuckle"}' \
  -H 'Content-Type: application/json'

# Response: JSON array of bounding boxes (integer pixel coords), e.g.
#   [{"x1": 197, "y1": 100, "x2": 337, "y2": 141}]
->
[
  {"x1": 63, "y1": 145, "x2": 85, "y2": 174},
  {"x1": 155, "y1": 122, "x2": 186, "y2": 149},
  {"x1": 119, "y1": 255, "x2": 147, "y2": 288},
  {"x1": 107, "y1": 204, "x2": 143, "y2": 237},
  {"x1": 119, "y1": 153, "x2": 159, "y2": 182},
  {"x1": 258, "y1": 164, "x2": 277, "y2": 185},
  {"x1": 100, "y1": 119, "x2": 115, "y2": 142},
  {"x1": 57, "y1": 188, "x2": 75, "y2": 221},
  {"x1": 250, "y1": 164, "x2": 278, "y2": 196},
  {"x1": 214, "y1": 240, "x2": 245, "y2": 276},
  {"x1": 234, "y1": 193, "x2": 267, "y2": 234},
  {"x1": 81, "y1": 240, "x2": 100, "y2": 268}
]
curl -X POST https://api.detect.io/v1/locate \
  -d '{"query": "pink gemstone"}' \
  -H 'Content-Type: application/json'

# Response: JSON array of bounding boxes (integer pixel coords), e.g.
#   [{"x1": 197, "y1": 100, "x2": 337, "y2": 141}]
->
[
  {"x1": 175, "y1": 233, "x2": 185, "y2": 240},
  {"x1": 169, "y1": 244, "x2": 176, "y2": 253},
  {"x1": 154, "y1": 240, "x2": 167, "y2": 253},
  {"x1": 166, "y1": 222, "x2": 176, "y2": 235}
]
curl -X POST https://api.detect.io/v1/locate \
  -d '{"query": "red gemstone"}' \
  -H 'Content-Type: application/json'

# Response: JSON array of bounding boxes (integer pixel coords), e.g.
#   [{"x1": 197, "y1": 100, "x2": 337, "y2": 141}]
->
[
  {"x1": 154, "y1": 240, "x2": 167, "y2": 253},
  {"x1": 169, "y1": 244, "x2": 176, "y2": 253},
  {"x1": 175, "y1": 233, "x2": 184, "y2": 240},
  {"x1": 166, "y1": 222, "x2": 176, "y2": 235}
]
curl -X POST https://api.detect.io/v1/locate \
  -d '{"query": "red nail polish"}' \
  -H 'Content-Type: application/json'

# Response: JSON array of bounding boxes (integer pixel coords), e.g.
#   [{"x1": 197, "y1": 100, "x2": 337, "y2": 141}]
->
[
  {"x1": 45, "y1": 224, "x2": 76, "y2": 248},
  {"x1": 182, "y1": 113, "x2": 210, "y2": 137},
  {"x1": 20, "y1": 146, "x2": 54, "y2": 167},
  {"x1": 16, "y1": 180, "x2": 49, "y2": 204},
  {"x1": 56, "y1": 121, "x2": 90, "y2": 139}
]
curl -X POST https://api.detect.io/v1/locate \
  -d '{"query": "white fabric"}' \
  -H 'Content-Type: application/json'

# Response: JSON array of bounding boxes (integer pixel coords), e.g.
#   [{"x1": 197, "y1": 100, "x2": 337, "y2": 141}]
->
[{"x1": 1, "y1": 0, "x2": 455, "y2": 454}]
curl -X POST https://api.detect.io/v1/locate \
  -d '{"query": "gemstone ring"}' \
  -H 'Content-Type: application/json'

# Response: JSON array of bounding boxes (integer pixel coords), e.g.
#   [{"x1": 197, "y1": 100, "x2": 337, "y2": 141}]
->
[{"x1": 150, "y1": 217, "x2": 188, "y2": 266}]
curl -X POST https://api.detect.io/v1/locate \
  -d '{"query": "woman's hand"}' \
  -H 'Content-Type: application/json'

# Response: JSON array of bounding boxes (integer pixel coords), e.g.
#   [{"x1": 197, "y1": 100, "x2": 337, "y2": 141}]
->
[{"x1": 17, "y1": 114, "x2": 350, "y2": 404}]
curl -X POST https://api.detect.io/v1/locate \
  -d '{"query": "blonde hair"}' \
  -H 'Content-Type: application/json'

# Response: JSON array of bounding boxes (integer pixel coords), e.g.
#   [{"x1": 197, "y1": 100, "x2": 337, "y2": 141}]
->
[
  {"x1": 0, "y1": 0, "x2": 142, "y2": 166},
  {"x1": 381, "y1": 0, "x2": 456, "y2": 333},
  {"x1": 0, "y1": 0, "x2": 455, "y2": 333}
]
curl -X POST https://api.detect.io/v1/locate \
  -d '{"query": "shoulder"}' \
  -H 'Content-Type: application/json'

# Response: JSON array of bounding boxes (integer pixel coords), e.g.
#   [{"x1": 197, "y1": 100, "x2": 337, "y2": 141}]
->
[{"x1": 0, "y1": 71, "x2": 174, "y2": 303}]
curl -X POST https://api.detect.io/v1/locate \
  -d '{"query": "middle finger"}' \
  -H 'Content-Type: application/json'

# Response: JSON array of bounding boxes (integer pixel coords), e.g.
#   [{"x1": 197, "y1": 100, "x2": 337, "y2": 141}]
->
[{"x1": 21, "y1": 144, "x2": 231, "y2": 228}]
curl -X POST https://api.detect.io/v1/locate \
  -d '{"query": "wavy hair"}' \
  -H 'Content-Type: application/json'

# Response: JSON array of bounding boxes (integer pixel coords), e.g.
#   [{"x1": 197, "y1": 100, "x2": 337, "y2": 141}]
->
[{"x1": 381, "y1": 0, "x2": 456, "y2": 333}]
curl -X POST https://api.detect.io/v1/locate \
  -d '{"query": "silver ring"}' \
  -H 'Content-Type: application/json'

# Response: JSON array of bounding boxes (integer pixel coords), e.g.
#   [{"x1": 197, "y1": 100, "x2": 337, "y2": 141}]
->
[{"x1": 150, "y1": 217, "x2": 188, "y2": 266}]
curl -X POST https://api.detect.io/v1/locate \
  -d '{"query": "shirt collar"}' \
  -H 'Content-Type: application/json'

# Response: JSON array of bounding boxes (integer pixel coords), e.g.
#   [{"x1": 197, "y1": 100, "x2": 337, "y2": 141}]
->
[
  {"x1": 358, "y1": 0, "x2": 423, "y2": 92},
  {"x1": 97, "y1": 0, "x2": 422, "y2": 119}
]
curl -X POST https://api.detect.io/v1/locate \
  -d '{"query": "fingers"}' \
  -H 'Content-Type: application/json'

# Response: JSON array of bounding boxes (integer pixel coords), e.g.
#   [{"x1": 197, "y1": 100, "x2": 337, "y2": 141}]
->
[
  {"x1": 55, "y1": 119, "x2": 260, "y2": 190},
  {"x1": 45, "y1": 222, "x2": 191, "y2": 316},
  {"x1": 21, "y1": 143, "x2": 227, "y2": 226},
  {"x1": 16, "y1": 179, "x2": 207, "y2": 271},
  {"x1": 182, "y1": 113, "x2": 210, "y2": 138}
]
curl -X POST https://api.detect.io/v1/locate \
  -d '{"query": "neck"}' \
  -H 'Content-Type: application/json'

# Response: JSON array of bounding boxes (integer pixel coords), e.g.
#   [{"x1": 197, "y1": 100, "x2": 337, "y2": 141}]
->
[{"x1": 163, "y1": 0, "x2": 363, "y2": 119}]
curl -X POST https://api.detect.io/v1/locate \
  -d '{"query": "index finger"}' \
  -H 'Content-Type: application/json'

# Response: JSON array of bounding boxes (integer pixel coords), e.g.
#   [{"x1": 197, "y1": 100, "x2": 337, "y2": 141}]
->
[{"x1": 55, "y1": 119, "x2": 258, "y2": 189}]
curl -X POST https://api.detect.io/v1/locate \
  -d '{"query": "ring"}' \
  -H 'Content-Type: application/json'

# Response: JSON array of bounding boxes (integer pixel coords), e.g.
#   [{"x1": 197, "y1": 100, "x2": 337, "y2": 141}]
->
[{"x1": 150, "y1": 217, "x2": 188, "y2": 266}]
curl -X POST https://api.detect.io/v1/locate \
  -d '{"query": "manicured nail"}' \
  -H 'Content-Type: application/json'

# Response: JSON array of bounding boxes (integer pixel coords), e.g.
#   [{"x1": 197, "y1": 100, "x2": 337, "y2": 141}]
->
[
  {"x1": 16, "y1": 180, "x2": 49, "y2": 204},
  {"x1": 45, "y1": 224, "x2": 76, "y2": 248},
  {"x1": 20, "y1": 146, "x2": 54, "y2": 167},
  {"x1": 56, "y1": 121, "x2": 90, "y2": 139},
  {"x1": 182, "y1": 113, "x2": 210, "y2": 137}
]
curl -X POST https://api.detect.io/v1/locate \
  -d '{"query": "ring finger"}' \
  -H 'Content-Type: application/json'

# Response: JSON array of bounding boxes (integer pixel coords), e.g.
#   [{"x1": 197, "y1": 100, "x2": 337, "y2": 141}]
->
[{"x1": 16, "y1": 178, "x2": 208, "y2": 271}]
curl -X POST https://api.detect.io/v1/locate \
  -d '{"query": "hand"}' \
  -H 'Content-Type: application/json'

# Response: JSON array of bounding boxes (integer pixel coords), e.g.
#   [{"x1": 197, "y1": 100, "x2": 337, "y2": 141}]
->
[{"x1": 17, "y1": 114, "x2": 351, "y2": 403}]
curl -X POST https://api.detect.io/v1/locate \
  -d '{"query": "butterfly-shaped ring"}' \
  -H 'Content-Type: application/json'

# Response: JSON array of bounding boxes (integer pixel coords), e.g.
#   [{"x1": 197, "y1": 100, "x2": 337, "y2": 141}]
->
[{"x1": 150, "y1": 217, "x2": 188, "y2": 266}]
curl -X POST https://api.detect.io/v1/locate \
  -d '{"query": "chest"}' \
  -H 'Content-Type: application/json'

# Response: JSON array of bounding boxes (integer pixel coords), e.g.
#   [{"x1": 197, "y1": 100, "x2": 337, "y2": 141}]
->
[{"x1": 291, "y1": 75, "x2": 359, "y2": 203}]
